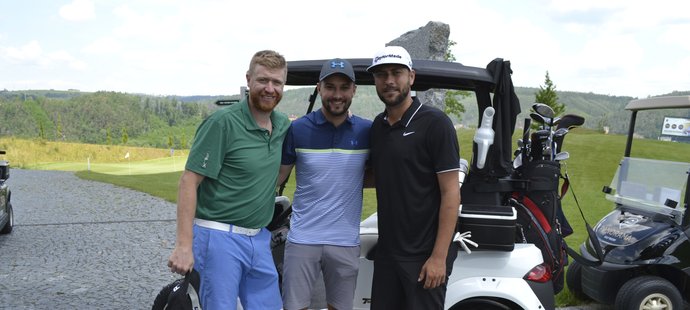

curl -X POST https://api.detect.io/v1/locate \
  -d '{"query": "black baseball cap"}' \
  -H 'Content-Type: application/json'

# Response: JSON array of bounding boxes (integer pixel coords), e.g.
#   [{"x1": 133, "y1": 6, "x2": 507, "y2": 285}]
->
[{"x1": 319, "y1": 58, "x2": 355, "y2": 82}]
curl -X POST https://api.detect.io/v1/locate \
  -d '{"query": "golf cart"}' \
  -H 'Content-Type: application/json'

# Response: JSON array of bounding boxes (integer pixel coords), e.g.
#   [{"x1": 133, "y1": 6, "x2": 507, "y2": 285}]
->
[
  {"x1": 0, "y1": 150, "x2": 13, "y2": 234},
  {"x1": 271, "y1": 57, "x2": 557, "y2": 309},
  {"x1": 566, "y1": 96, "x2": 690, "y2": 309}
]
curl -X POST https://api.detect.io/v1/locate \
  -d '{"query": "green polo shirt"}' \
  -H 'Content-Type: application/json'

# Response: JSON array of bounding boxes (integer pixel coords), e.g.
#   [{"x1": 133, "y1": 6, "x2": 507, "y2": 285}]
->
[{"x1": 185, "y1": 99, "x2": 289, "y2": 228}]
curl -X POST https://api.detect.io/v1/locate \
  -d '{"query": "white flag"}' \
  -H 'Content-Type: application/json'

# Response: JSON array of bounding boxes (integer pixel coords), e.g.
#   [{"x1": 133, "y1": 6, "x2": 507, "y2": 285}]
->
[{"x1": 125, "y1": 152, "x2": 130, "y2": 159}]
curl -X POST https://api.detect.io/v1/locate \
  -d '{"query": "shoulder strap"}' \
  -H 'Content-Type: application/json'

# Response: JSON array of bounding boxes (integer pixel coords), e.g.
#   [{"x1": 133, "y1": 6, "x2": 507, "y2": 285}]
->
[{"x1": 562, "y1": 171, "x2": 604, "y2": 267}]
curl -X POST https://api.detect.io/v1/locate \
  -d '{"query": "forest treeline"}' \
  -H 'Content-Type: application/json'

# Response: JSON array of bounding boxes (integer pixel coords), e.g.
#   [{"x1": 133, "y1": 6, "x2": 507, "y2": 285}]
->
[
  {"x1": 1, "y1": 88, "x2": 689, "y2": 149},
  {"x1": 0, "y1": 90, "x2": 233, "y2": 149}
]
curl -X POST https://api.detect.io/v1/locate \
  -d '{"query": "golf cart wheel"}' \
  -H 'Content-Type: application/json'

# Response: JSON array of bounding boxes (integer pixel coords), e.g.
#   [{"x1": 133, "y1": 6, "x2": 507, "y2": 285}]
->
[
  {"x1": 450, "y1": 299, "x2": 516, "y2": 310},
  {"x1": 565, "y1": 260, "x2": 591, "y2": 301},
  {"x1": 614, "y1": 275, "x2": 682, "y2": 310},
  {"x1": 0, "y1": 202, "x2": 13, "y2": 234}
]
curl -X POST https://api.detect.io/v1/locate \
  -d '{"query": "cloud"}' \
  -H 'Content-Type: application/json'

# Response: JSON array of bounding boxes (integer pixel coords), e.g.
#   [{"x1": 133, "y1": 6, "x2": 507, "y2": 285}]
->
[
  {"x1": 3, "y1": 0, "x2": 688, "y2": 97},
  {"x1": 49, "y1": 50, "x2": 88, "y2": 71},
  {"x1": 1, "y1": 40, "x2": 86, "y2": 70},
  {"x1": 59, "y1": 0, "x2": 96, "y2": 22},
  {"x1": 83, "y1": 37, "x2": 122, "y2": 54},
  {"x1": 112, "y1": 4, "x2": 182, "y2": 41},
  {"x1": 1, "y1": 40, "x2": 43, "y2": 64}
]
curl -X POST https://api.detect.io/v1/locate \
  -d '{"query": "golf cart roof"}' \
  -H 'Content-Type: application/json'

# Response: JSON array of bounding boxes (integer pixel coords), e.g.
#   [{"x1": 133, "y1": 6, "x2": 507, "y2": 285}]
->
[
  {"x1": 286, "y1": 57, "x2": 521, "y2": 179},
  {"x1": 625, "y1": 95, "x2": 690, "y2": 111},
  {"x1": 286, "y1": 58, "x2": 495, "y2": 91}
]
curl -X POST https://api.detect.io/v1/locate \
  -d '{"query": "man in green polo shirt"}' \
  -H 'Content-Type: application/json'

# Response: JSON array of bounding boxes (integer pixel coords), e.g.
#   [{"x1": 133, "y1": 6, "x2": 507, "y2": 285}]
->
[{"x1": 168, "y1": 50, "x2": 290, "y2": 310}]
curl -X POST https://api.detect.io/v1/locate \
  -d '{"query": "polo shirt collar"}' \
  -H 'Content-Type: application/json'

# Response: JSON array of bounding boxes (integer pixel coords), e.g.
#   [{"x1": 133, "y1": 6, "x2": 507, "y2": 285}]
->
[
  {"x1": 383, "y1": 97, "x2": 423, "y2": 128},
  {"x1": 312, "y1": 108, "x2": 353, "y2": 126},
  {"x1": 241, "y1": 98, "x2": 280, "y2": 131}
]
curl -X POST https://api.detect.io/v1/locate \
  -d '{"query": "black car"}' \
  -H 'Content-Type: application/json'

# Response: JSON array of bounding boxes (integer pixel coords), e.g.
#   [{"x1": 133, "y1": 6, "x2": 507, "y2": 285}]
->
[
  {"x1": 566, "y1": 96, "x2": 690, "y2": 309},
  {"x1": 0, "y1": 150, "x2": 13, "y2": 234}
]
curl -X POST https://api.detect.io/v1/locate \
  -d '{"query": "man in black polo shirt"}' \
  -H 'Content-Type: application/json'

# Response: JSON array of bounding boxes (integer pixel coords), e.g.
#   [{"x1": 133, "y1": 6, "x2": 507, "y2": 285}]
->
[{"x1": 367, "y1": 45, "x2": 461, "y2": 310}]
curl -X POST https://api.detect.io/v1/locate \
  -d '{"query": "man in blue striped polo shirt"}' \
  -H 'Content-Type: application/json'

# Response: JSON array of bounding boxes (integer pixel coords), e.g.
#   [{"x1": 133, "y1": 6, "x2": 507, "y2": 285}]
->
[{"x1": 278, "y1": 58, "x2": 372, "y2": 310}]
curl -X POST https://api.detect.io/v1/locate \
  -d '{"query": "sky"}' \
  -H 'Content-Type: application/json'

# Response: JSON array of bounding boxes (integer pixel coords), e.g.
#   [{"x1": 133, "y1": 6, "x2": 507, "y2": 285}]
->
[{"x1": 1, "y1": 0, "x2": 689, "y2": 98}]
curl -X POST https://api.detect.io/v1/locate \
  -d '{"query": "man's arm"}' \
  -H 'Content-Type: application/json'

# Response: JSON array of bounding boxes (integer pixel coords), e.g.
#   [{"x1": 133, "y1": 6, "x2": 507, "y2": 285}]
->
[
  {"x1": 277, "y1": 164, "x2": 294, "y2": 187},
  {"x1": 418, "y1": 170, "x2": 460, "y2": 289},
  {"x1": 363, "y1": 166, "x2": 375, "y2": 188},
  {"x1": 168, "y1": 170, "x2": 205, "y2": 275}
]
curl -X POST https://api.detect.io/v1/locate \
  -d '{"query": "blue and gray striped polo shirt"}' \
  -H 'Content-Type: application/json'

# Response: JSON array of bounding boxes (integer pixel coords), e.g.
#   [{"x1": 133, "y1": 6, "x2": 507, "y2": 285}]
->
[{"x1": 281, "y1": 109, "x2": 372, "y2": 246}]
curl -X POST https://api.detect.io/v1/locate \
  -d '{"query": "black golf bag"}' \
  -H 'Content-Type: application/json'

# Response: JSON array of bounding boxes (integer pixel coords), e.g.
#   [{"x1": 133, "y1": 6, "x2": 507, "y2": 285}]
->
[{"x1": 511, "y1": 159, "x2": 572, "y2": 294}]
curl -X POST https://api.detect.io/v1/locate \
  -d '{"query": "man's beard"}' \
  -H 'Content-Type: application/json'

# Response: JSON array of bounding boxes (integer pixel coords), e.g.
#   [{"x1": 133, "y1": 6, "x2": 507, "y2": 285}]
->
[
  {"x1": 323, "y1": 100, "x2": 350, "y2": 117},
  {"x1": 250, "y1": 92, "x2": 281, "y2": 112},
  {"x1": 378, "y1": 87, "x2": 410, "y2": 108}
]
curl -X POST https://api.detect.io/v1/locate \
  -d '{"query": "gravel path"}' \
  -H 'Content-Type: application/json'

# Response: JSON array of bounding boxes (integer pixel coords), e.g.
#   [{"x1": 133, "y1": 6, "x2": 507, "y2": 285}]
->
[
  {"x1": 0, "y1": 169, "x2": 609, "y2": 310},
  {"x1": 0, "y1": 169, "x2": 179, "y2": 309}
]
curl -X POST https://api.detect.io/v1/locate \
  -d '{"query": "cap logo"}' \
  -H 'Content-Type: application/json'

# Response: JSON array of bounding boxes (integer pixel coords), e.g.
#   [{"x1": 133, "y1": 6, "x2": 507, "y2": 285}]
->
[
  {"x1": 374, "y1": 54, "x2": 403, "y2": 63},
  {"x1": 331, "y1": 61, "x2": 345, "y2": 68},
  {"x1": 366, "y1": 46, "x2": 412, "y2": 72}
]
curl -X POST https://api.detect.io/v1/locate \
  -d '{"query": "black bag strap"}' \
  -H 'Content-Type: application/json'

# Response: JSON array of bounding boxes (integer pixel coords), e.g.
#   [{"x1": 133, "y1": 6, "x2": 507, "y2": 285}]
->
[
  {"x1": 560, "y1": 173, "x2": 569, "y2": 199},
  {"x1": 184, "y1": 269, "x2": 202, "y2": 310},
  {"x1": 562, "y1": 171, "x2": 604, "y2": 267}
]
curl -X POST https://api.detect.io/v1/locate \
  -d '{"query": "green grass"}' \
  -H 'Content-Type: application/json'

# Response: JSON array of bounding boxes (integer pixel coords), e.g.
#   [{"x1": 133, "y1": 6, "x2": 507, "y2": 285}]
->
[
  {"x1": 4, "y1": 130, "x2": 690, "y2": 307},
  {"x1": 37, "y1": 156, "x2": 187, "y2": 175},
  {"x1": 75, "y1": 170, "x2": 183, "y2": 202},
  {"x1": 0, "y1": 136, "x2": 174, "y2": 169}
]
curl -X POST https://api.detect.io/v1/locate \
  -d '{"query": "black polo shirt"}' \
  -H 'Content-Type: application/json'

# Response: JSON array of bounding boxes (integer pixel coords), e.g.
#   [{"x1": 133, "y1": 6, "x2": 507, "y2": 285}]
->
[{"x1": 370, "y1": 97, "x2": 460, "y2": 261}]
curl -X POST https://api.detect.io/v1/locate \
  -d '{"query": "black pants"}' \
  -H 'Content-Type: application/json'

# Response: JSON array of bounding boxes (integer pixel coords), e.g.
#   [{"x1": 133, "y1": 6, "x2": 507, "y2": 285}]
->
[{"x1": 370, "y1": 245, "x2": 457, "y2": 310}]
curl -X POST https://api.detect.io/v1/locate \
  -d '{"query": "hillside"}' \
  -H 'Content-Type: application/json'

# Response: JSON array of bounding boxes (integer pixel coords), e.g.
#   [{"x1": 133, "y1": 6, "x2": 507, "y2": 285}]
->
[
  {"x1": 2, "y1": 87, "x2": 689, "y2": 149},
  {"x1": 274, "y1": 86, "x2": 690, "y2": 138}
]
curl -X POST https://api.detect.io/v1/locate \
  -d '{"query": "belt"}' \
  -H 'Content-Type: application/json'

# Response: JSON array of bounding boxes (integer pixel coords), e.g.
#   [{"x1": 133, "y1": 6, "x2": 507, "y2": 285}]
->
[{"x1": 194, "y1": 218, "x2": 261, "y2": 236}]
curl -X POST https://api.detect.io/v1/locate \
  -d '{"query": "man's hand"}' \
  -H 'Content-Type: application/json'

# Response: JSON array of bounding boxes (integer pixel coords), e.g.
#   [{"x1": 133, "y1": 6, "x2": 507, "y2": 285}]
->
[
  {"x1": 168, "y1": 246, "x2": 194, "y2": 275},
  {"x1": 418, "y1": 255, "x2": 446, "y2": 289}
]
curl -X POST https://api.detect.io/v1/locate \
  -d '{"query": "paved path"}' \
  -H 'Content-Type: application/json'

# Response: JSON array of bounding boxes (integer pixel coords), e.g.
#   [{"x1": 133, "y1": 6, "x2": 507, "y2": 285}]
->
[
  {"x1": 0, "y1": 169, "x2": 179, "y2": 309},
  {"x1": 0, "y1": 169, "x2": 609, "y2": 309}
]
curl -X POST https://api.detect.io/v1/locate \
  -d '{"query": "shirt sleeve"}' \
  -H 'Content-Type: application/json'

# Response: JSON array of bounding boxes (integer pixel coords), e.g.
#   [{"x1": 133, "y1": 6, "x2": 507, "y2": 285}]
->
[
  {"x1": 185, "y1": 115, "x2": 228, "y2": 179},
  {"x1": 281, "y1": 124, "x2": 297, "y2": 165},
  {"x1": 428, "y1": 112, "x2": 460, "y2": 173}
]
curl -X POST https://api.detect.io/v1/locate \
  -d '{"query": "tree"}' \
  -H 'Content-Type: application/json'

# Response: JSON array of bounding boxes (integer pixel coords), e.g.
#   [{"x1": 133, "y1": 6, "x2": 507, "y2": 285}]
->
[
  {"x1": 121, "y1": 127, "x2": 128, "y2": 145},
  {"x1": 180, "y1": 135, "x2": 188, "y2": 149},
  {"x1": 55, "y1": 112, "x2": 63, "y2": 140},
  {"x1": 106, "y1": 127, "x2": 112, "y2": 145},
  {"x1": 444, "y1": 90, "x2": 467, "y2": 118},
  {"x1": 534, "y1": 71, "x2": 565, "y2": 116},
  {"x1": 443, "y1": 40, "x2": 471, "y2": 120},
  {"x1": 445, "y1": 40, "x2": 457, "y2": 62},
  {"x1": 38, "y1": 122, "x2": 46, "y2": 139}
]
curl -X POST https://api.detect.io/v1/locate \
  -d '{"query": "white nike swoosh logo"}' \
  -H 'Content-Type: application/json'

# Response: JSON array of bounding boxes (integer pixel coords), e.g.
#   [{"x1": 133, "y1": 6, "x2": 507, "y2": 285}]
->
[{"x1": 403, "y1": 131, "x2": 415, "y2": 136}]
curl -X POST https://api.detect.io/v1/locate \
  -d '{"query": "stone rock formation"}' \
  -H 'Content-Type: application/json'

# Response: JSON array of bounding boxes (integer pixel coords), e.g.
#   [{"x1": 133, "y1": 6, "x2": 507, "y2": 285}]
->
[{"x1": 386, "y1": 21, "x2": 450, "y2": 110}]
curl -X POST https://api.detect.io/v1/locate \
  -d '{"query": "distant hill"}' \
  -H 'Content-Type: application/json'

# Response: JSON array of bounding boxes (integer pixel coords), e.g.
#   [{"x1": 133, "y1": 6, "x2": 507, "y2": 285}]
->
[
  {"x1": 271, "y1": 86, "x2": 690, "y2": 139},
  {"x1": 2, "y1": 87, "x2": 689, "y2": 149}
]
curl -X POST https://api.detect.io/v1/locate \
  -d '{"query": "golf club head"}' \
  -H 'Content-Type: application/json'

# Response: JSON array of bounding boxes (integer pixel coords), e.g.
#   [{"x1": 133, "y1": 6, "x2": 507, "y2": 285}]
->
[
  {"x1": 553, "y1": 128, "x2": 568, "y2": 153},
  {"x1": 556, "y1": 114, "x2": 585, "y2": 130},
  {"x1": 551, "y1": 116, "x2": 561, "y2": 127},
  {"x1": 532, "y1": 103, "x2": 555, "y2": 119},
  {"x1": 555, "y1": 151, "x2": 570, "y2": 161},
  {"x1": 530, "y1": 112, "x2": 548, "y2": 128},
  {"x1": 554, "y1": 128, "x2": 569, "y2": 137},
  {"x1": 513, "y1": 153, "x2": 523, "y2": 168}
]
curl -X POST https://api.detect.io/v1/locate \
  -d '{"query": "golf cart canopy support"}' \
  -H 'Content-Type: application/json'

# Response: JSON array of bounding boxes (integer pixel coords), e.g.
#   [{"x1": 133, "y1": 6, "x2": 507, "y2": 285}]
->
[
  {"x1": 624, "y1": 96, "x2": 690, "y2": 157},
  {"x1": 286, "y1": 57, "x2": 521, "y2": 187}
]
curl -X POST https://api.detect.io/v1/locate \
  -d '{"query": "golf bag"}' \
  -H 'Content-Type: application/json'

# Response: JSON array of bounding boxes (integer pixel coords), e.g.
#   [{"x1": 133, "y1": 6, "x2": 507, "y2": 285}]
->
[
  {"x1": 511, "y1": 159, "x2": 572, "y2": 294},
  {"x1": 152, "y1": 269, "x2": 202, "y2": 310}
]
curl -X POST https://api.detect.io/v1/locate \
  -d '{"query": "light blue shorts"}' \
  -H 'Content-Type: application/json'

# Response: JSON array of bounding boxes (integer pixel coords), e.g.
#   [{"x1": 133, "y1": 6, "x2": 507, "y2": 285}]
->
[{"x1": 193, "y1": 224, "x2": 282, "y2": 310}]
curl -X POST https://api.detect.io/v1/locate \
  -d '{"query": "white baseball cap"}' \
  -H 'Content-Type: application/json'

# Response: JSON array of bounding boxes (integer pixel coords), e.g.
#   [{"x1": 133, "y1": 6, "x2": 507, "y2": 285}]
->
[{"x1": 366, "y1": 46, "x2": 413, "y2": 72}]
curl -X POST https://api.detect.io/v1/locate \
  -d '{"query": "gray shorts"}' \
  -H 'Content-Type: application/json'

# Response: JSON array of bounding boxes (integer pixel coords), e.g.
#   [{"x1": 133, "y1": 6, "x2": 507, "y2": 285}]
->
[{"x1": 282, "y1": 241, "x2": 360, "y2": 310}]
